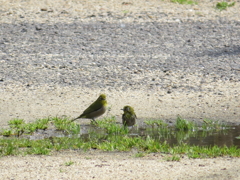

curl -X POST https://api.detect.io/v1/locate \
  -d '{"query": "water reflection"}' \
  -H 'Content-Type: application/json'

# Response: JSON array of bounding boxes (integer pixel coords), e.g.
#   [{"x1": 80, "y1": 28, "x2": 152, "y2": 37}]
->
[
  {"x1": 25, "y1": 123, "x2": 240, "y2": 148},
  {"x1": 130, "y1": 125, "x2": 240, "y2": 148}
]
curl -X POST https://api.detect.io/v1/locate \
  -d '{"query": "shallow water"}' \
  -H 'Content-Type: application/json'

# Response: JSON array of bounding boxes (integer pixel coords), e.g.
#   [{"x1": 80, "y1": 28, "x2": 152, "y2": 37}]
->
[
  {"x1": 134, "y1": 125, "x2": 240, "y2": 148},
  {"x1": 26, "y1": 123, "x2": 240, "y2": 148},
  {"x1": 79, "y1": 124, "x2": 240, "y2": 148}
]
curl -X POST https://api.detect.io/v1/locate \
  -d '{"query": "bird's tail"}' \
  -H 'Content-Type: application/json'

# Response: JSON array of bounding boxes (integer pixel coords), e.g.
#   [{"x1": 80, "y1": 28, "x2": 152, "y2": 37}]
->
[{"x1": 70, "y1": 117, "x2": 79, "y2": 122}]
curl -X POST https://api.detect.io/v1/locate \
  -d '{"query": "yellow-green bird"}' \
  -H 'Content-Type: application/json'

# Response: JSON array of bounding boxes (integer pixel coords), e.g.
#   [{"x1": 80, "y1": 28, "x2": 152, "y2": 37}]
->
[
  {"x1": 71, "y1": 94, "x2": 107, "y2": 123},
  {"x1": 122, "y1": 106, "x2": 137, "y2": 127}
]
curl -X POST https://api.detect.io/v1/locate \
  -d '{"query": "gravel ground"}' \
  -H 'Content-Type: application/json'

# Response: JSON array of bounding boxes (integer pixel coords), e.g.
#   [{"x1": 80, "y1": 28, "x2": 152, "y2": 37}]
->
[{"x1": 0, "y1": 0, "x2": 240, "y2": 179}]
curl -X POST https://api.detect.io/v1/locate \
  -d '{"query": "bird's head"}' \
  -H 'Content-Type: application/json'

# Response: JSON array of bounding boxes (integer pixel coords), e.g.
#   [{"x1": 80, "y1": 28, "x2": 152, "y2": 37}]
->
[
  {"x1": 122, "y1": 106, "x2": 134, "y2": 113},
  {"x1": 98, "y1": 94, "x2": 106, "y2": 101}
]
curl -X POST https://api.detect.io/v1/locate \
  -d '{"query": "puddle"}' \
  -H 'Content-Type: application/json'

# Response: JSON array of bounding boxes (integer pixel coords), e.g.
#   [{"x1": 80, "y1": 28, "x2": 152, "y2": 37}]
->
[
  {"x1": 10, "y1": 123, "x2": 240, "y2": 148},
  {"x1": 134, "y1": 125, "x2": 240, "y2": 148},
  {"x1": 80, "y1": 124, "x2": 240, "y2": 148}
]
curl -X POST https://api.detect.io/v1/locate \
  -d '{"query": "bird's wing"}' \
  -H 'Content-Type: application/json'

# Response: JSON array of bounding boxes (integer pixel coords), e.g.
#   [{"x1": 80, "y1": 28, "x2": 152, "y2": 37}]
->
[{"x1": 81, "y1": 101, "x2": 103, "y2": 116}]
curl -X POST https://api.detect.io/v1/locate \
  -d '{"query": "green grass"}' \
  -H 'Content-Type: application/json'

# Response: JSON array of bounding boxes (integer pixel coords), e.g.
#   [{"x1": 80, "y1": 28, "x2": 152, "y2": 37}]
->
[
  {"x1": 51, "y1": 117, "x2": 80, "y2": 134},
  {"x1": 134, "y1": 152, "x2": 146, "y2": 158},
  {"x1": 176, "y1": 116, "x2": 197, "y2": 131},
  {"x1": 164, "y1": 155, "x2": 181, "y2": 161},
  {"x1": 0, "y1": 132, "x2": 239, "y2": 158},
  {"x1": 216, "y1": 1, "x2": 235, "y2": 11},
  {"x1": 97, "y1": 117, "x2": 129, "y2": 135},
  {"x1": 1, "y1": 129, "x2": 13, "y2": 137},
  {"x1": 0, "y1": 116, "x2": 239, "y2": 159},
  {"x1": 144, "y1": 120, "x2": 168, "y2": 128},
  {"x1": 202, "y1": 119, "x2": 228, "y2": 131},
  {"x1": 23, "y1": 118, "x2": 49, "y2": 134},
  {"x1": 1, "y1": 118, "x2": 50, "y2": 136},
  {"x1": 8, "y1": 119, "x2": 25, "y2": 136},
  {"x1": 0, "y1": 117, "x2": 80, "y2": 137},
  {"x1": 65, "y1": 161, "x2": 74, "y2": 166},
  {"x1": 171, "y1": 0, "x2": 198, "y2": 5}
]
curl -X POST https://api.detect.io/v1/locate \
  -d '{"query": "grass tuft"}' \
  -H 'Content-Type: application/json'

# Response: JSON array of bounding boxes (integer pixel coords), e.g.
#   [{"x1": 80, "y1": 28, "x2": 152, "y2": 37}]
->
[
  {"x1": 164, "y1": 155, "x2": 181, "y2": 161},
  {"x1": 65, "y1": 161, "x2": 74, "y2": 166},
  {"x1": 216, "y1": 1, "x2": 235, "y2": 11},
  {"x1": 176, "y1": 116, "x2": 196, "y2": 131},
  {"x1": 97, "y1": 117, "x2": 129, "y2": 135},
  {"x1": 171, "y1": 0, "x2": 198, "y2": 5}
]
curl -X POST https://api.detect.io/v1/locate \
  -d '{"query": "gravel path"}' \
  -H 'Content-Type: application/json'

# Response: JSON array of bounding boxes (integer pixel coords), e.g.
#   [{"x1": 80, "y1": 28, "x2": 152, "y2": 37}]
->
[
  {"x1": 0, "y1": 0, "x2": 240, "y2": 179},
  {"x1": 1, "y1": 12, "x2": 240, "y2": 89}
]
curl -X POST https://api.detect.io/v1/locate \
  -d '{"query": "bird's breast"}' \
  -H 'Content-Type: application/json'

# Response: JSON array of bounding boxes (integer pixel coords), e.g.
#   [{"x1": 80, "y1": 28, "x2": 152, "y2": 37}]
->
[{"x1": 89, "y1": 105, "x2": 107, "y2": 118}]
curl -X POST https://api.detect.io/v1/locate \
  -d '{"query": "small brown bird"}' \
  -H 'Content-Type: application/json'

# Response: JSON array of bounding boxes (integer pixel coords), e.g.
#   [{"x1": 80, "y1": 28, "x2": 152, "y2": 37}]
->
[
  {"x1": 71, "y1": 94, "x2": 107, "y2": 123},
  {"x1": 122, "y1": 105, "x2": 137, "y2": 127}
]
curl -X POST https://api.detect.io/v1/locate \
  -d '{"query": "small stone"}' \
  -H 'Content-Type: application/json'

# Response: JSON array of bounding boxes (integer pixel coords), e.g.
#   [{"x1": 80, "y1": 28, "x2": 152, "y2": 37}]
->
[
  {"x1": 35, "y1": 26, "x2": 42, "y2": 31},
  {"x1": 40, "y1": 8, "x2": 48, "y2": 11}
]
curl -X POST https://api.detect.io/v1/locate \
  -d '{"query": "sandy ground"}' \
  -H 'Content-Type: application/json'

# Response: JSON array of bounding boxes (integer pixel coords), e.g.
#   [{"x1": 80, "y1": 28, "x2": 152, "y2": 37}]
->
[
  {"x1": 0, "y1": 150, "x2": 240, "y2": 180},
  {"x1": 1, "y1": 81, "x2": 240, "y2": 127},
  {"x1": 1, "y1": 0, "x2": 240, "y2": 179},
  {"x1": 1, "y1": 0, "x2": 240, "y2": 23}
]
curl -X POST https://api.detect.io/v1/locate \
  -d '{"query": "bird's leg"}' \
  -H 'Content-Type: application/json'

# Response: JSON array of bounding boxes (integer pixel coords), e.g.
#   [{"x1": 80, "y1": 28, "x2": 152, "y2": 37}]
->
[{"x1": 91, "y1": 118, "x2": 98, "y2": 125}]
